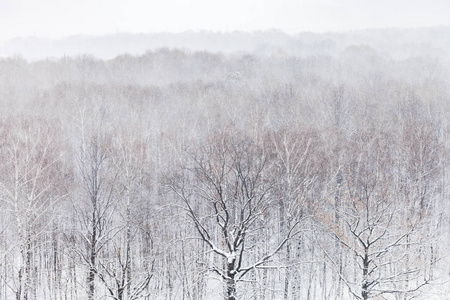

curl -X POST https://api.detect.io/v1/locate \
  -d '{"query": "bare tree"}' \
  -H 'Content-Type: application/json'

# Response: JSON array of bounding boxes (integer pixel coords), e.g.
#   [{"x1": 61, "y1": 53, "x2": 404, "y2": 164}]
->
[
  {"x1": 168, "y1": 131, "x2": 300, "y2": 300},
  {"x1": 72, "y1": 133, "x2": 118, "y2": 300},
  {"x1": 318, "y1": 129, "x2": 430, "y2": 300}
]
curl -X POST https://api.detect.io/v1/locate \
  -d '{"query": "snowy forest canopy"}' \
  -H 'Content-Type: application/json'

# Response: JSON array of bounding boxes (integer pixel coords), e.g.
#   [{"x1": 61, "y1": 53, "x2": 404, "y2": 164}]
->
[{"x1": 0, "y1": 28, "x2": 449, "y2": 300}]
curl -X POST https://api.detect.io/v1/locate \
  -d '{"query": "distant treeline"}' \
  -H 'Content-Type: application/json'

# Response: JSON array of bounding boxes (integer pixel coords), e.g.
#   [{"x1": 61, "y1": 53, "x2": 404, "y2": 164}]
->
[{"x1": 1, "y1": 27, "x2": 449, "y2": 60}]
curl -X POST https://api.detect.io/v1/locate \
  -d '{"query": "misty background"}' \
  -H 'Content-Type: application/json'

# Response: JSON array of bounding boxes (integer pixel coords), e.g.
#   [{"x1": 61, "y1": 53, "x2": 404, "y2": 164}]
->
[{"x1": 1, "y1": 0, "x2": 450, "y2": 60}]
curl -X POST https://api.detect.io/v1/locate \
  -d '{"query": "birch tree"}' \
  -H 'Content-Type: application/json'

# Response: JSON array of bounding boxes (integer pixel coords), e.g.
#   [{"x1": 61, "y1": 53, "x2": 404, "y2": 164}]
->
[
  {"x1": 0, "y1": 117, "x2": 66, "y2": 300},
  {"x1": 94, "y1": 129, "x2": 153, "y2": 300}
]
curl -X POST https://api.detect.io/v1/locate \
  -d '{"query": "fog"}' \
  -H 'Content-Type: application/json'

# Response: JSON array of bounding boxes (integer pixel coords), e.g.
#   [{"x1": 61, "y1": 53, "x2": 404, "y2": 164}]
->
[
  {"x1": 1, "y1": 27, "x2": 450, "y2": 61},
  {"x1": 1, "y1": 0, "x2": 450, "y2": 41},
  {"x1": 1, "y1": 2, "x2": 450, "y2": 300}
]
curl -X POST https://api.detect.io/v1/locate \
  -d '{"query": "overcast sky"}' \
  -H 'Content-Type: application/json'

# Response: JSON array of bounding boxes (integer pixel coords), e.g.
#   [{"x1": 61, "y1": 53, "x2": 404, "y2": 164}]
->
[{"x1": 1, "y1": 0, "x2": 449, "y2": 41}]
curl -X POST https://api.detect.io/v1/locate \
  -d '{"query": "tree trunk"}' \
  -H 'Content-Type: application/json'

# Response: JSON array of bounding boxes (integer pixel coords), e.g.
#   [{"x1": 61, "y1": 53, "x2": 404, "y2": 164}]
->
[
  {"x1": 284, "y1": 239, "x2": 291, "y2": 300},
  {"x1": 226, "y1": 259, "x2": 236, "y2": 300},
  {"x1": 362, "y1": 246, "x2": 369, "y2": 300},
  {"x1": 226, "y1": 277, "x2": 236, "y2": 300},
  {"x1": 23, "y1": 234, "x2": 31, "y2": 300},
  {"x1": 88, "y1": 208, "x2": 97, "y2": 300}
]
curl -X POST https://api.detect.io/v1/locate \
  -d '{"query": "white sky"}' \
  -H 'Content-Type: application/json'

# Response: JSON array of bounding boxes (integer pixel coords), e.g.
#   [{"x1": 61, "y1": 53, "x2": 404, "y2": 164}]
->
[{"x1": 1, "y1": 0, "x2": 449, "y2": 41}]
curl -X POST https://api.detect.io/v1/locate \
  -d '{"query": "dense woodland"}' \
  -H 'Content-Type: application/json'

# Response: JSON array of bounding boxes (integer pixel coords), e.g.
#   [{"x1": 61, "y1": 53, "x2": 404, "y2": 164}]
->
[{"x1": 0, "y1": 29, "x2": 450, "y2": 300}]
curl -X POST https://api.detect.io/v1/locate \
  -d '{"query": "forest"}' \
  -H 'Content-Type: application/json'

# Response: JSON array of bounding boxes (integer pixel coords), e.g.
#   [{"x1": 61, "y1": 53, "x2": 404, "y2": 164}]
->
[{"x1": 0, "y1": 29, "x2": 449, "y2": 300}]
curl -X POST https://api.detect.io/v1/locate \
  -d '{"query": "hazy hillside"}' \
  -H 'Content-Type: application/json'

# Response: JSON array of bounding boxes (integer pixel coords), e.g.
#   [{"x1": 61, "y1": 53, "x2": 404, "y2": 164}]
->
[{"x1": 1, "y1": 27, "x2": 450, "y2": 61}]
